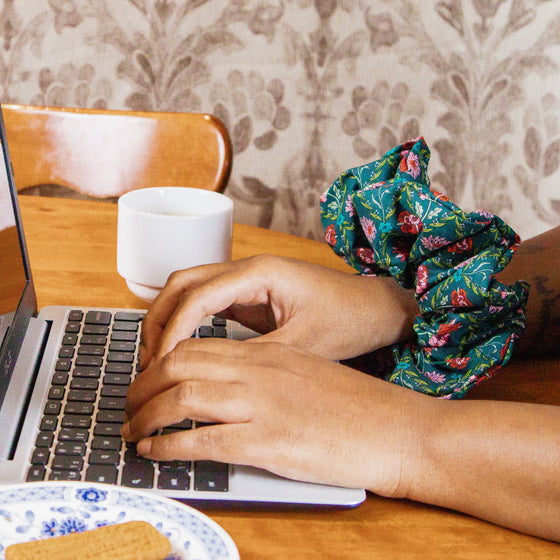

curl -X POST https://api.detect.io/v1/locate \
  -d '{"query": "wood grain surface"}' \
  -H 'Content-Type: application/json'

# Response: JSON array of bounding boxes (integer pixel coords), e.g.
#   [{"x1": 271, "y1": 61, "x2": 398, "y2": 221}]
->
[{"x1": 18, "y1": 195, "x2": 560, "y2": 559}]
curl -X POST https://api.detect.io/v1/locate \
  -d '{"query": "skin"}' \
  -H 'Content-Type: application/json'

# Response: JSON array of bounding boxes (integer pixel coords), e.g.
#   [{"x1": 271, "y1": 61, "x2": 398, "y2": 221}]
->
[{"x1": 122, "y1": 226, "x2": 560, "y2": 542}]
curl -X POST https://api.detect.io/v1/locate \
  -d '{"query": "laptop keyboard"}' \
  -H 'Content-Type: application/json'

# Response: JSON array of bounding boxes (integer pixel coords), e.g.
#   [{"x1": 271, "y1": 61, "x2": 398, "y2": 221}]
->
[{"x1": 26, "y1": 310, "x2": 229, "y2": 493}]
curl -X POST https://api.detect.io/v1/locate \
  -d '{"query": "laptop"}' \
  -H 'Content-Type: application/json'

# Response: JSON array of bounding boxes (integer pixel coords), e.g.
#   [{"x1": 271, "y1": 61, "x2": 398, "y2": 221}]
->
[{"x1": 0, "y1": 104, "x2": 365, "y2": 507}]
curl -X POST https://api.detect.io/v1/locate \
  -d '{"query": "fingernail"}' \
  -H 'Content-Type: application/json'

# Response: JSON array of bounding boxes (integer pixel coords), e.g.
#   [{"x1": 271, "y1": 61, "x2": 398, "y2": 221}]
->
[{"x1": 121, "y1": 422, "x2": 130, "y2": 440}]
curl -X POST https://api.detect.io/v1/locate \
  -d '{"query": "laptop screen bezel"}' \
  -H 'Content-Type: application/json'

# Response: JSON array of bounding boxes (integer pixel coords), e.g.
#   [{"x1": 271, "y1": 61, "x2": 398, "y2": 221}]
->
[{"x1": 0, "y1": 103, "x2": 37, "y2": 409}]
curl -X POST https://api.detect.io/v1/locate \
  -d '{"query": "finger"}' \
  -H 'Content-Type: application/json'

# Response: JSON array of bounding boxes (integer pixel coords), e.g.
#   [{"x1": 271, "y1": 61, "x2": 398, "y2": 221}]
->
[
  {"x1": 140, "y1": 261, "x2": 234, "y2": 366},
  {"x1": 153, "y1": 262, "x2": 273, "y2": 361},
  {"x1": 123, "y1": 376, "x2": 251, "y2": 443},
  {"x1": 126, "y1": 338, "x2": 254, "y2": 417},
  {"x1": 135, "y1": 423, "x2": 255, "y2": 466}
]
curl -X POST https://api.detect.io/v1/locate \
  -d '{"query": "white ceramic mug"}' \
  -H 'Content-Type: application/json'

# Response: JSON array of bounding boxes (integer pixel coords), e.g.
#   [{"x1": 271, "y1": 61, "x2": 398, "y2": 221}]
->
[{"x1": 117, "y1": 186, "x2": 233, "y2": 302}]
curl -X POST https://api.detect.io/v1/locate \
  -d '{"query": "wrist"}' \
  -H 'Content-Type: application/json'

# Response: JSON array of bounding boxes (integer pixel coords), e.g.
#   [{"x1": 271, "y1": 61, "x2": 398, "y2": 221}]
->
[
  {"x1": 362, "y1": 381, "x2": 440, "y2": 499},
  {"x1": 361, "y1": 276, "x2": 418, "y2": 351}
]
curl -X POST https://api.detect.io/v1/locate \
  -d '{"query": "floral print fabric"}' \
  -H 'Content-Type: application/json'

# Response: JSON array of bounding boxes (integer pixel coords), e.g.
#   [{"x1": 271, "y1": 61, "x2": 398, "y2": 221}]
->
[{"x1": 320, "y1": 137, "x2": 530, "y2": 398}]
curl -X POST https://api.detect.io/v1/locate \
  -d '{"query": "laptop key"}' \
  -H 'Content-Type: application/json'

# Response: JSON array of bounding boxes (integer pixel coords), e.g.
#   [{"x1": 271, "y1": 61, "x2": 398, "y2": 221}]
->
[
  {"x1": 44, "y1": 400, "x2": 61, "y2": 415},
  {"x1": 40, "y1": 416, "x2": 58, "y2": 431},
  {"x1": 52, "y1": 455, "x2": 84, "y2": 471},
  {"x1": 64, "y1": 402, "x2": 94, "y2": 415},
  {"x1": 107, "y1": 351, "x2": 135, "y2": 363},
  {"x1": 75, "y1": 355, "x2": 103, "y2": 367},
  {"x1": 115, "y1": 311, "x2": 145, "y2": 322},
  {"x1": 91, "y1": 436, "x2": 122, "y2": 451},
  {"x1": 70, "y1": 377, "x2": 99, "y2": 390},
  {"x1": 198, "y1": 325, "x2": 214, "y2": 338},
  {"x1": 35, "y1": 431, "x2": 54, "y2": 447},
  {"x1": 31, "y1": 448, "x2": 50, "y2": 465},
  {"x1": 85, "y1": 311, "x2": 112, "y2": 325},
  {"x1": 159, "y1": 460, "x2": 191, "y2": 472},
  {"x1": 58, "y1": 427, "x2": 89, "y2": 442},
  {"x1": 48, "y1": 386, "x2": 65, "y2": 400},
  {"x1": 94, "y1": 423, "x2": 122, "y2": 437},
  {"x1": 55, "y1": 358, "x2": 72, "y2": 372},
  {"x1": 83, "y1": 324, "x2": 109, "y2": 335},
  {"x1": 158, "y1": 470, "x2": 190, "y2": 491},
  {"x1": 61, "y1": 415, "x2": 92, "y2": 429},
  {"x1": 65, "y1": 321, "x2": 81, "y2": 333},
  {"x1": 109, "y1": 341, "x2": 136, "y2": 353},
  {"x1": 194, "y1": 461, "x2": 229, "y2": 492},
  {"x1": 97, "y1": 409, "x2": 125, "y2": 423},
  {"x1": 62, "y1": 334, "x2": 78, "y2": 346},
  {"x1": 121, "y1": 461, "x2": 154, "y2": 489},
  {"x1": 55, "y1": 442, "x2": 86, "y2": 456},
  {"x1": 212, "y1": 316, "x2": 227, "y2": 327},
  {"x1": 67, "y1": 389, "x2": 97, "y2": 402},
  {"x1": 103, "y1": 374, "x2": 131, "y2": 386},
  {"x1": 113, "y1": 321, "x2": 138, "y2": 332},
  {"x1": 78, "y1": 344, "x2": 106, "y2": 356},
  {"x1": 68, "y1": 310, "x2": 84, "y2": 322},
  {"x1": 101, "y1": 385, "x2": 128, "y2": 398},
  {"x1": 27, "y1": 465, "x2": 46, "y2": 481},
  {"x1": 59, "y1": 346, "x2": 75, "y2": 359},
  {"x1": 99, "y1": 396, "x2": 126, "y2": 410},
  {"x1": 85, "y1": 464, "x2": 118, "y2": 484},
  {"x1": 73, "y1": 366, "x2": 101, "y2": 378},
  {"x1": 111, "y1": 331, "x2": 137, "y2": 342},
  {"x1": 81, "y1": 334, "x2": 108, "y2": 345},
  {"x1": 89, "y1": 450, "x2": 120, "y2": 465},
  {"x1": 51, "y1": 371, "x2": 69, "y2": 385},
  {"x1": 49, "y1": 469, "x2": 81, "y2": 481},
  {"x1": 124, "y1": 443, "x2": 146, "y2": 463},
  {"x1": 105, "y1": 362, "x2": 133, "y2": 374}
]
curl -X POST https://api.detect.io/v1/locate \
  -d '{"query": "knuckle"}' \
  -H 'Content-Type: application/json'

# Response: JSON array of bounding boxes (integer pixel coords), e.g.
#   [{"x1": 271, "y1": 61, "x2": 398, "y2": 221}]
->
[
  {"x1": 176, "y1": 288, "x2": 207, "y2": 321},
  {"x1": 175, "y1": 380, "x2": 196, "y2": 408},
  {"x1": 166, "y1": 269, "x2": 185, "y2": 286},
  {"x1": 195, "y1": 426, "x2": 221, "y2": 454},
  {"x1": 175, "y1": 337, "x2": 194, "y2": 352},
  {"x1": 160, "y1": 351, "x2": 177, "y2": 375},
  {"x1": 248, "y1": 253, "x2": 277, "y2": 271}
]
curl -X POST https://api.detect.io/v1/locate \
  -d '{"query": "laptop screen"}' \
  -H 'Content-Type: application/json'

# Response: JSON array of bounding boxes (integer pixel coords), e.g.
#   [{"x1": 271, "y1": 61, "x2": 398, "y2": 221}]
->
[
  {"x1": 0, "y1": 106, "x2": 37, "y2": 412},
  {"x1": 0, "y1": 146, "x2": 26, "y2": 316}
]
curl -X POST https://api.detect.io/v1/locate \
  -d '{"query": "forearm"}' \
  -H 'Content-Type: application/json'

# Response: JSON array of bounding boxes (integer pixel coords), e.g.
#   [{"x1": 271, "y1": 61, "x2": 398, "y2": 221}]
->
[
  {"x1": 496, "y1": 226, "x2": 560, "y2": 357},
  {"x1": 405, "y1": 398, "x2": 560, "y2": 541}
]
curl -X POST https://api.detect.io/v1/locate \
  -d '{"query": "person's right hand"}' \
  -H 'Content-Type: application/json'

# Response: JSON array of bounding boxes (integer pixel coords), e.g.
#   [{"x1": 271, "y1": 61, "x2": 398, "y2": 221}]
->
[{"x1": 140, "y1": 255, "x2": 418, "y2": 367}]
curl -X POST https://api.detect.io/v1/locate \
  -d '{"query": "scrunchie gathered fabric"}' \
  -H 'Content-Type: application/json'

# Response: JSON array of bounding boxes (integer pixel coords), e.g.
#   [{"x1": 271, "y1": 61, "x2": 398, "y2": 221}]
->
[{"x1": 320, "y1": 137, "x2": 530, "y2": 399}]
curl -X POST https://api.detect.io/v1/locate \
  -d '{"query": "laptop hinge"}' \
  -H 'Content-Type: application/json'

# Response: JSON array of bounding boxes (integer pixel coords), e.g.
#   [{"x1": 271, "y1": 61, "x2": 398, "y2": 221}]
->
[{"x1": 0, "y1": 317, "x2": 49, "y2": 461}]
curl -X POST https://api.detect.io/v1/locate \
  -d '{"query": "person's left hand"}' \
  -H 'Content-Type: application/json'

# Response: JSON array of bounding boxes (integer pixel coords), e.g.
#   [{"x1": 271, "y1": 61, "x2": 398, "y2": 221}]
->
[{"x1": 122, "y1": 336, "x2": 430, "y2": 496}]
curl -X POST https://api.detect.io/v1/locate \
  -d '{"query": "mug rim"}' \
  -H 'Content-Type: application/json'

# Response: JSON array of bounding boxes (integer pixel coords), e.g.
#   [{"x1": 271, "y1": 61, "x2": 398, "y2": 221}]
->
[{"x1": 118, "y1": 186, "x2": 233, "y2": 218}]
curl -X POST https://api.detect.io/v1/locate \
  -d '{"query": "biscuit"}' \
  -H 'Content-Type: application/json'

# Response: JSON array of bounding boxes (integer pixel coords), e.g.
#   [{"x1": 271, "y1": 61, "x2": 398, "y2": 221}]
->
[{"x1": 5, "y1": 520, "x2": 172, "y2": 560}]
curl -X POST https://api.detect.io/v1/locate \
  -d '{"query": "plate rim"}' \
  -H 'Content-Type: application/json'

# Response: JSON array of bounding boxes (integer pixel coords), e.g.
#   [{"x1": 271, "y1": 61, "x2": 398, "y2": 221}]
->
[{"x1": 0, "y1": 480, "x2": 239, "y2": 560}]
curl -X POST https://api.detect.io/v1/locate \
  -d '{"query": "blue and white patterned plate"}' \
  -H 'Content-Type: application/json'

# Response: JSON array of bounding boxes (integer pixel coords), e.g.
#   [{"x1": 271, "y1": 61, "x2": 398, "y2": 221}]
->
[{"x1": 0, "y1": 481, "x2": 238, "y2": 560}]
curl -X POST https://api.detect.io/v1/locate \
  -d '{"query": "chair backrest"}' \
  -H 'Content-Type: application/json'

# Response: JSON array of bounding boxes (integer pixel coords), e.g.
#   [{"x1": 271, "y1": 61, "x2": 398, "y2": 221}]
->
[{"x1": 2, "y1": 104, "x2": 232, "y2": 198}]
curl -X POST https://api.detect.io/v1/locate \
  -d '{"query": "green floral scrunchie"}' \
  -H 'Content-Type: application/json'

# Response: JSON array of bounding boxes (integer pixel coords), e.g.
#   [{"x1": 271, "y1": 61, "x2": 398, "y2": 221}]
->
[{"x1": 320, "y1": 137, "x2": 530, "y2": 399}]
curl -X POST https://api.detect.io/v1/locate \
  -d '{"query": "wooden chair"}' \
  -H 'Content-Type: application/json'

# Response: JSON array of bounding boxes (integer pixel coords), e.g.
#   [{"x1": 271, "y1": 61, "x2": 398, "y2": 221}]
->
[{"x1": 2, "y1": 104, "x2": 232, "y2": 199}]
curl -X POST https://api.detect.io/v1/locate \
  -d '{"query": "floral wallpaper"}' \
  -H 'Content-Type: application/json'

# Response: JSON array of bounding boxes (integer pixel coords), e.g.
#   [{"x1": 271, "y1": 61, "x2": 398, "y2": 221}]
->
[{"x1": 1, "y1": 0, "x2": 559, "y2": 241}]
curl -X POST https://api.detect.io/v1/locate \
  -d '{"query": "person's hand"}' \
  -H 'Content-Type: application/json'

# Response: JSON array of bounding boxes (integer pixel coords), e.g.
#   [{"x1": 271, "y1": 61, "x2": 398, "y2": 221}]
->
[
  {"x1": 140, "y1": 255, "x2": 417, "y2": 367},
  {"x1": 123, "y1": 337, "x2": 431, "y2": 496}
]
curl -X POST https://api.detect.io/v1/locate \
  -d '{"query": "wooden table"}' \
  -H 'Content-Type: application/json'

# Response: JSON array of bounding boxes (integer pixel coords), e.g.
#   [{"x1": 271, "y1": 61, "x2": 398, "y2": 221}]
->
[{"x1": 19, "y1": 195, "x2": 560, "y2": 559}]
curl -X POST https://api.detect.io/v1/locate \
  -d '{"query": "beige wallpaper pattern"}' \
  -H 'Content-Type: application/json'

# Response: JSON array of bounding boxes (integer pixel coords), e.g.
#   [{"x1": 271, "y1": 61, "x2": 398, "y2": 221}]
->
[{"x1": 1, "y1": 0, "x2": 560, "y2": 241}]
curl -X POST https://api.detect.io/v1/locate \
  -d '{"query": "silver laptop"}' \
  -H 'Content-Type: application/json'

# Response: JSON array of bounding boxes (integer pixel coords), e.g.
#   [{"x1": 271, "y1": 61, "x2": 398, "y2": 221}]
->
[{"x1": 0, "y1": 104, "x2": 365, "y2": 507}]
